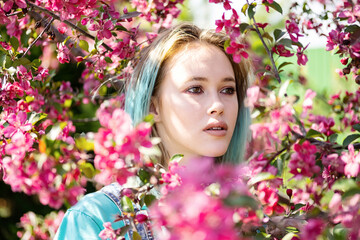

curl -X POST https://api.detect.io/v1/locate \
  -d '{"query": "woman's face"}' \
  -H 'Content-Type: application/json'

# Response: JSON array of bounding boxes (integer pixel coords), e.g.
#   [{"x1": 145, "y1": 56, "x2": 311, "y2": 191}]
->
[{"x1": 152, "y1": 42, "x2": 238, "y2": 163}]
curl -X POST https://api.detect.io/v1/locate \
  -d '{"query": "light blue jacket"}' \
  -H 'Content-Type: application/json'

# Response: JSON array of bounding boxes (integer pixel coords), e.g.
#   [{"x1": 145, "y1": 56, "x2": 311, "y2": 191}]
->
[
  {"x1": 54, "y1": 190, "x2": 126, "y2": 240},
  {"x1": 54, "y1": 183, "x2": 154, "y2": 240}
]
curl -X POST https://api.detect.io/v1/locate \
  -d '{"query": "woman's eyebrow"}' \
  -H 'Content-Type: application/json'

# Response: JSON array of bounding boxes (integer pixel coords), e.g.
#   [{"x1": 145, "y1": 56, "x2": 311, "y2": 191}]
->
[{"x1": 186, "y1": 77, "x2": 236, "y2": 82}]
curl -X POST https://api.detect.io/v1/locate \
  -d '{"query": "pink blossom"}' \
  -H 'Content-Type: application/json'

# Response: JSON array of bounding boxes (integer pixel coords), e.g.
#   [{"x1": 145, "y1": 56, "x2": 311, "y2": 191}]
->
[
  {"x1": 338, "y1": 5, "x2": 360, "y2": 24},
  {"x1": 209, "y1": 0, "x2": 232, "y2": 10},
  {"x1": 161, "y1": 161, "x2": 183, "y2": 195},
  {"x1": 3, "y1": 111, "x2": 32, "y2": 138},
  {"x1": 300, "y1": 219, "x2": 325, "y2": 240},
  {"x1": 285, "y1": 20, "x2": 303, "y2": 42},
  {"x1": 5, "y1": 131, "x2": 34, "y2": 162},
  {"x1": 99, "y1": 222, "x2": 117, "y2": 240},
  {"x1": 89, "y1": 20, "x2": 114, "y2": 40},
  {"x1": 3, "y1": 0, "x2": 27, "y2": 12},
  {"x1": 288, "y1": 141, "x2": 320, "y2": 179},
  {"x1": 301, "y1": 89, "x2": 316, "y2": 117},
  {"x1": 296, "y1": 47, "x2": 308, "y2": 66},
  {"x1": 226, "y1": 41, "x2": 249, "y2": 63},
  {"x1": 340, "y1": 144, "x2": 360, "y2": 178},
  {"x1": 245, "y1": 86, "x2": 260, "y2": 108},
  {"x1": 272, "y1": 44, "x2": 294, "y2": 57},
  {"x1": 57, "y1": 22, "x2": 68, "y2": 34},
  {"x1": 0, "y1": 9, "x2": 10, "y2": 25},
  {"x1": 56, "y1": 43, "x2": 70, "y2": 64},
  {"x1": 326, "y1": 29, "x2": 346, "y2": 51},
  {"x1": 257, "y1": 182, "x2": 284, "y2": 215},
  {"x1": 151, "y1": 186, "x2": 239, "y2": 240},
  {"x1": 308, "y1": 114, "x2": 335, "y2": 136}
]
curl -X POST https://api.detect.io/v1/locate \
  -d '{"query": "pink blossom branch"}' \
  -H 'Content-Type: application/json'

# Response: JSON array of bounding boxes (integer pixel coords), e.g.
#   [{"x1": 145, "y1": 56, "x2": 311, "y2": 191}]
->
[
  {"x1": 25, "y1": 1, "x2": 114, "y2": 52},
  {"x1": 27, "y1": 11, "x2": 86, "y2": 58},
  {"x1": 22, "y1": 17, "x2": 54, "y2": 57},
  {"x1": 246, "y1": 0, "x2": 281, "y2": 83}
]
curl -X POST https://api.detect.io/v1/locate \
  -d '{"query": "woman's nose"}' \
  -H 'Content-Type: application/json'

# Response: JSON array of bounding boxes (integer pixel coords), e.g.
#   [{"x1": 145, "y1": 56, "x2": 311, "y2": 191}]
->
[{"x1": 207, "y1": 94, "x2": 224, "y2": 116}]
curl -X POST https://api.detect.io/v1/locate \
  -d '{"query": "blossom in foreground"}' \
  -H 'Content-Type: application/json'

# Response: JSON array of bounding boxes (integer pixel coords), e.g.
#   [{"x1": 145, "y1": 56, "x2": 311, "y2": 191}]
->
[
  {"x1": 340, "y1": 144, "x2": 360, "y2": 178},
  {"x1": 288, "y1": 141, "x2": 320, "y2": 179}
]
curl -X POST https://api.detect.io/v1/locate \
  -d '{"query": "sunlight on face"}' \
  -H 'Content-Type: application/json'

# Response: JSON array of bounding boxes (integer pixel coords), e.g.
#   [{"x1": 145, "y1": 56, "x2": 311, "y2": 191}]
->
[{"x1": 152, "y1": 42, "x2": 238, "y2": 163}]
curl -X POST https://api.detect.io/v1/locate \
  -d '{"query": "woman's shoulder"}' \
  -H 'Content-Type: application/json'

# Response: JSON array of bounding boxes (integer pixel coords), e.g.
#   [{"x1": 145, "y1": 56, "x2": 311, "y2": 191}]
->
[{"x1": 54, "y1": 183, "x2": 125, "y2": 240}]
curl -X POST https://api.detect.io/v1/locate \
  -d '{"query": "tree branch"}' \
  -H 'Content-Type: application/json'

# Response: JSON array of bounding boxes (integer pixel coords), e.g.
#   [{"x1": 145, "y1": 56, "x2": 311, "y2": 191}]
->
[
  {"x1": 25, "y1": 1, "x2": 113, "y2": 52},
  {"x1": 246, "y1": 0, "x2": 281, "y2": 83},
  {"x1": 27, "y1": 10, "x2": 86, "y2": 58},
  {"x1": 22, "y1": 17, "x2": 54, "y2": 57}
]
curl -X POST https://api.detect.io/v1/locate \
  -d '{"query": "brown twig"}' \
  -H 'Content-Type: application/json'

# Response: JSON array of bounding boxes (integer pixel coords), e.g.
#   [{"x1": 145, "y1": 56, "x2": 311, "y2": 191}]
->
[
  {"x1": 27, "y1": 11, "x2": 86, "y2": 58},
  {"x1": 71, "y1": 117, "x2": 98, "y2": 123},
  {"x1": 246, "y1": 0, "x2": 281, "y2": 83},
  {"x1": 22, "y1": 17, "x2": 54, "y2": 57},
  {"x1": 25, "y1": 0, "x2": 113, "y2": 52},
  {"x1": 6, "y1": 11, "x2": 23, "y2": 17}
]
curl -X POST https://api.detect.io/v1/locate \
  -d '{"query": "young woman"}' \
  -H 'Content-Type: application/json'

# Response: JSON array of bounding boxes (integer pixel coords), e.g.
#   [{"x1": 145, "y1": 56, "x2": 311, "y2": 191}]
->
[{"x1": 55, "y1": 23, "x2": 252, "y2": 240}]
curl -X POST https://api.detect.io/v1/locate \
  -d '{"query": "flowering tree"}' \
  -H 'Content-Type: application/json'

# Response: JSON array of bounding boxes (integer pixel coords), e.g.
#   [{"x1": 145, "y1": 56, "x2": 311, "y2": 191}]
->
[{"x1": 1, "y1": 0, "x2": 360, "y2": 239}]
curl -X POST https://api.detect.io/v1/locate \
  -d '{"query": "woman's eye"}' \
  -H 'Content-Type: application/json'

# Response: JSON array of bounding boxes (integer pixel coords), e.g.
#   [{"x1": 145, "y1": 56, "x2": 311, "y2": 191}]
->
[
  {"x1": 186, "y1": 86, "x2": 203, "y2": 94},
  {"x1": 221, "y1": 87, "x2": 236, "y2": 95}
]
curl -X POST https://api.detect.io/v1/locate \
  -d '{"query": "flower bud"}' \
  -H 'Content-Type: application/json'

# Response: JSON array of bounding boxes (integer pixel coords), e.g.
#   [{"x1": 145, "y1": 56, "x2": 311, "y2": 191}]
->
[{"x1": 286, "y1": 189, "x2": 293, "y2": 198}]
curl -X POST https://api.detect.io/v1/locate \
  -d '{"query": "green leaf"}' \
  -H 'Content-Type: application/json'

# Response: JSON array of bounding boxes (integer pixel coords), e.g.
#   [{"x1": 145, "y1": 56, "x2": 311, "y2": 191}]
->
[
  {"x1": 28, "y1": 112, "x2": 47, "y2": 124},
  {"x1": 170, "y1": 154, "x2": 183, "y2": 163},
  {"x1": 342, "y1": 133, "x2": 360, "y2": 147},
  {"x1": 239, "y1": 23, "x2": 250, "y2": 33},
  {"x1": 118, "y1": 225, "x2": 131, "y2": 236},
  {"x1": 95, "y1": 38, "x2": 104, "y2": 50},
  {"x1": 277, "y1": 61, "x2": 293, "y2": 70},
  {"x1": 274, "y1": 29, "x2": 285, "y2": 41},
  {"x1": 114, "y1": 25, "x2": 128, "y2": 31},
  {"x1": 144, "y1": 194, "x2": 156, "y2": 207},
  {"x1": 79, "y1": 40, "x2": 89, "y2": 52},
  {"x1": 241, "y1": 3, "x2": 249, "y2": 15},
  {"x1": 282, "y1": 232, "x2": 297, "y2": 240},
  {"x1": 248, "y1": 4, "x2": 257, "y2": 19},
  {"x1": 63, "y1": 36, "x2": 71, "y2": 45},
  {"x1": 333, "y1": 224, "x2": 348, "y2": 240},
  {"x1": 306, "y1": 129, "x2": 323, "y2": 138},
  {"x1": 79, "y1": 161, "x2": 96, "y2": 178},
  {"x1": 75, "y1": 137, "x2": 94, "y2": 151},
  {"x1": 248, "y1": 3, "x2": 256, "y2": 19},
  {"x1": 4, "y1": 55, "x2": 12, "y2": 68},
  {"x1": 278, "y1": 38, "x2": 293, "y2": 48},
  {"x1": 293, "y1": 203, "x2": 306, "y2": 211},
  {"x1": 262, "y1": 32, "x2": 274, "y2": 42},
  {"x1": 248, "y1": 172, "x2": 276, "y2": 185},
  {"x1": 104, "y1": 56, "x2": 113, "y2": 63},
  {"x1": 332, "y1": 179, "x2": 357, "y2": 192},
  {"x1": 133, "y1": 232, "x2": 142, "y2": 240},
  {"x1": 224, "y1": 194, "x2": 258, "y2": 209},
  {"x1": 10, "y1": 37, "x2": 19, "y2": 52},
  {"x1": 224, "y1": 39, "x2": 230, "y2": 51},
  {"x1": 32, "y1": 59, "x2": 42, "y2": 68},
  {"x1": 342, "y1": 187, "x2": 360, "y2": 199},
  {"x1": 345, "y1": 24, "x2": 360, "y2": 33},
  {"x1": 121, "y1": 196, "x2": 134, "y2": 213},
  {"x1": 352, "y1": 124, "x2": 360, "y2": 132},
  {"x1": 12, "y1": 58, "x2": 31, "y2": 67},
  {"x1": 138, "y1": 169, "x2": 150, "y2": 184},
  {"x1": 264, "y1": 1, "x2": 283, "y2": 14},
  {"x1": 329, "y1": 133, "x2": 338, "y2": 143},
  {"x1": 143, "y1": 114, "x2": 154, "y2": 123}
]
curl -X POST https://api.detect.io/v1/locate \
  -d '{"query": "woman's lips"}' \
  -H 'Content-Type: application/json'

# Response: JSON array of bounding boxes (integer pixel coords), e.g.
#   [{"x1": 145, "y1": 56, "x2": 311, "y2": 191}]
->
[{"x1": 203, "y1": 121, "x2": 228, "y2": 137}]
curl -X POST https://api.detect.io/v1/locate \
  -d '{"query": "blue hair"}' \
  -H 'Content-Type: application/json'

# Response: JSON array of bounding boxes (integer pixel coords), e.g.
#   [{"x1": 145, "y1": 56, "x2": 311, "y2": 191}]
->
[{"x1": 124, "y1": 23, "x2": 251, "y2": 164}]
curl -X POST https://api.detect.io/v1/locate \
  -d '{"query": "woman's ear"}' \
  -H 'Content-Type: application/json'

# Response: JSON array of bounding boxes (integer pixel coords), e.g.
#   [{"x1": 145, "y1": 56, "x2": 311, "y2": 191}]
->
[{"x1": 150, "y1": 97, "x2": 161, "y2": 122}]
